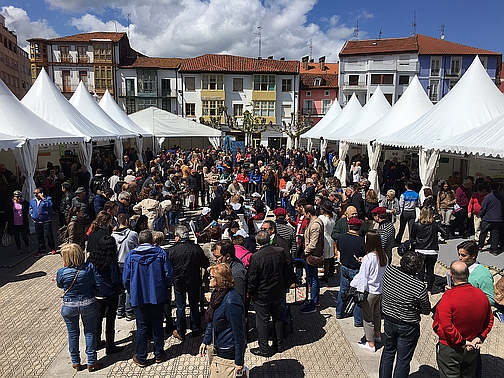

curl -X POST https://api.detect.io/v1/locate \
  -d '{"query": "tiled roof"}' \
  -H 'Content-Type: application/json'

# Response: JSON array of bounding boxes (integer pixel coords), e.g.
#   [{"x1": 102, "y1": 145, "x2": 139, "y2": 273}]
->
[
  {"x1": 300, "y1": 72, "x2": 338, "y2": 89},
  {"x1": 340, "y1": 34, "x2": 500, "y2": 56},
  {"x1": 180, "y1": 54, "x2": 299, "y2": 74},
  {"x1": 121, "y1": 56, "x2": 185, "y2": 69},
  {"x1": 299, "y1": 62, "x2": 339, "y2": 75},
  {"x1": 48, "y1": 32, "x2": 127, "y2": 43}
]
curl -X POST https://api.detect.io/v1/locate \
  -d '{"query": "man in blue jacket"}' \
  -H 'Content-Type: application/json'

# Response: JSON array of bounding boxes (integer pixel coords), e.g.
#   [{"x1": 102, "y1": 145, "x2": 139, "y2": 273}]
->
[
  {"x1": 123, "y1": 229, "x2": 174, "y2": 367},
  {"x1": 29, "y1": 187, "x2": 56, "y2": 257}
]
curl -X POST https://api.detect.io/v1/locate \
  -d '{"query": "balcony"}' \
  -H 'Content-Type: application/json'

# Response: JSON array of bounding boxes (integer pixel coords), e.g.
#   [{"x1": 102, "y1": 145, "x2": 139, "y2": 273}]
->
[
  {"x1": 55, "y1": 82, "x2": 95, "y2": 94},
  {"x1": 302, "y1": 108, "x2": 328, "y2": 116},
  {"x1": 77, "y1": 55, "x2": 90, "y2": 63},
  {"x1": 445, "y1": 69, "x2": 461, "y2": 77},
  {"x1": 430, "y1": 68, "x2": 441, "y2": 77},
  {"x1": 60, "y1": 55, "x2": 73, "y2": 63},
  {"x1": 341, "y1": 81, "x2": 367, "y2": 91}
]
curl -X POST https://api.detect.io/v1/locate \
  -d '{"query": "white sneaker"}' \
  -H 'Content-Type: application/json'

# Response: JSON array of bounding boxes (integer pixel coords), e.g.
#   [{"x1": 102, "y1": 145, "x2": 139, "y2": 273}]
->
[{"x1": 358, "y1": 342, "x2": 376, "y2": 352}]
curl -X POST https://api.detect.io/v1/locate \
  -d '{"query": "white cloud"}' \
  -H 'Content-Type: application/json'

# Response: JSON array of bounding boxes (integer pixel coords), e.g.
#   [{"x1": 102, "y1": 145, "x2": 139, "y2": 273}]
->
[
  {"x1": 18, "y1": 0, "x2": 358, "y2": 61},
  {"x1": 1, "y1": 6, "x2": 59, "y2": 50}
]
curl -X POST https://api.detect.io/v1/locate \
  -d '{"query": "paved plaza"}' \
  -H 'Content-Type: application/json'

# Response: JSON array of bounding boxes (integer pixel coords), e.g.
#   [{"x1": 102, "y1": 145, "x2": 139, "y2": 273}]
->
[{"x1": 0, "y1": 222, "x2": 503, "y2": 378}]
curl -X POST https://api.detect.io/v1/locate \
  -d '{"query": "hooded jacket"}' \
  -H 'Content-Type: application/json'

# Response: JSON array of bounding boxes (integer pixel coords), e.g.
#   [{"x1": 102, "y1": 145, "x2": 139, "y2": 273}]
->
[
  {"x1": 112, "y1": 227, "x2": 139, "y2": 264},
  {"x1": 122, "y1": 243, "x2": 173, "y2": 307}
]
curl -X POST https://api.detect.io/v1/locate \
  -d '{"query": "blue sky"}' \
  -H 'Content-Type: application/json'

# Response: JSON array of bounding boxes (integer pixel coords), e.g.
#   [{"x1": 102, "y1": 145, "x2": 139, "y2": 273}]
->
[{"x1": 1, "y1": 0, "x2": 502, "y2": 60}]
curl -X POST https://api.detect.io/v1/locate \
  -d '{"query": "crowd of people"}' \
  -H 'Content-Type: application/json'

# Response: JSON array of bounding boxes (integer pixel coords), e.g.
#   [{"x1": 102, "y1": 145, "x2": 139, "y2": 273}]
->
[{"x1": 1, "y1": 144, "x2": 504, "y2": 377}]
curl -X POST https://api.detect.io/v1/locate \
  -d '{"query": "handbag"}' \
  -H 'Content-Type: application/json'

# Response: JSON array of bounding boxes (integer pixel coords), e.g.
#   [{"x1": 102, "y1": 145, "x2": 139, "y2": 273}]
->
[
  {"x1": 354, "y1": 291, "x2": 368, "y2": 307},
  {"x1": 398, "y1": 240, "x2": 414, "y2": 256},
  {"x1": 453, "y1": 203, "x2": 462, "y2": 212},
  {"x1": 2, "y1": 224, "x2": 14, "y2": 247},
  {"x1": 341, "y1": 286, "x2": 357, "y2": 316},
  {"x1": 306, "y1": 254, "x2": 324, "y2": 267}
]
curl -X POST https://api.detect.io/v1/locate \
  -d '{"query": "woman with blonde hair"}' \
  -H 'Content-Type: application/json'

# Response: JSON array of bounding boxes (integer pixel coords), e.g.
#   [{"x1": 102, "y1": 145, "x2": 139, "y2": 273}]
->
[
  {"x1": 56, "y1": 243, "x2": 102, "y2": 372},
  {"x1": 409, "y1": 207, "x2": 448, "y2": 293},
  {"x1": 199, "y1": 263, "x2": 245, "y2": 377}
]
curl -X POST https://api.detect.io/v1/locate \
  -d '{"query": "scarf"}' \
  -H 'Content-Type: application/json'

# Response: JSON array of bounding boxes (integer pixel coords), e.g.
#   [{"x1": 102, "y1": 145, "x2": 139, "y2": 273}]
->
[{"x1": 205, "y1": 288, "x2": 232, "y2": 324}]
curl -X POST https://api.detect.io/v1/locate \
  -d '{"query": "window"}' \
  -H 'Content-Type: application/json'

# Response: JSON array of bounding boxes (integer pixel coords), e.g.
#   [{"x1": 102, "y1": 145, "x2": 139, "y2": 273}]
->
[
  {"x1": 137, "y1": 69, "x2": 157, "y2": 94},
  {"x1": 371, "y1": 74, "x2": 393, "y2": 84},
  {"x1": 282, "y1": 78, "x2": 292, "y2": 92},
  {"x1": 125, "y1": 98, "x2": 135, "y2": 114},
  {"x1": 233, "y1": 104, "x2": 243, "y2": 117},
  {"x1": 324, "y1": 90, "x2": 330, "y2": 96},
  {"x1": 303, "y1": 99, "x2": 314, "y2": 115},
  {"x1": 253, "y1": 74, "x2": 275, "y2": 91},
  {"x1": 185, "y1": 77, "x2": 195, "y2": 91},
  {"x1": 79, "y1": 71, "x2": 88, "y2": 87},
  {"x1": 314, "y1": 78, "x2": 322, "y2": 86},
  {"x1": 94, "y1": 66, "x2": 113, "y2": 90},
  {"x1": 282, "y1": 105, "x2": 292, "y2": 117},
  {"x1": 253, "y1": 101, "x2": 275, "y2": 117},
  {"x1": 202, "y1": 74, "x2": 224, "y2": 90},
  {"x1": 322, "y1": 99, "x2": 332, "y2": 114},
  {"x1": 479, "y1": 57, "x2": 488, "y2": 69},
  {"x1": 60, "y1": 46, "x2": 70, "y2": 62},
  {"x1": 399, "y1": 75, "x2": 409, "y2": 85},
  {"x1": 77, "y1": 46, "x2": 87, "y2": 62},
  {"x1": 137, "y1": 99, "x2": 158, "y2": 110},
  {"x1": 431, "y1": 57, "x2": 441, "y2": 76},
  {"x1": 161, "y1": 99, "x2": 171, "y2": 112},
  {"x1": 202, "y1": 100, "x2": 224, "y2": 116},
  {"x1": 306, "y1": 91, "x2": 311, "y2": 96},
  {"x1": 233, "y1": 78, "x2": 243, "y2": 92},
  {"x1": 125, "y1": 79, "x2": 135, "y2": 96},
  {"x1": 348, "y1": 75, "x2": 359, "y2": 85},
  {"x1": 186, "y1": 103, "x2": 196, "y2": 117},
  {"x1": 93, "y1": 43, "x2": 112, "y2": 62},
  {"x1": 62, "y1": 70, "x2": 71, "y2": 92},
  {"x1": 384, "y1": 94, "x2": 393, "y2": 105},
  {"x1": 450, "y1": 57, "x2": 461, "y2": 76},
  {"x1": 429, "y1": 80, "x2": 439, "y2": 102},
  {"x1": 161, "y1": 79, "x2": 171, "y2": 96}
]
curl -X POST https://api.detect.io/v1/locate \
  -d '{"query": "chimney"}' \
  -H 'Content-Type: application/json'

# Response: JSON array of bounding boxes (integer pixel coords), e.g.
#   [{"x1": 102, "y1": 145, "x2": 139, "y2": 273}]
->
[
  {"x1": 319, "y1": 56, "x2": 326, "y2": 71},
  {"x1": 309, "y1": 59, "x2": 314, "y2": 63},
  {"x1": 268, "y1": 55, "x2": 273, "y2": 59},
  {"x1": 302, "y1": 56, "x2": 309, "y2": 70},
  {"x1": 280, "y1": 57, "x2": 285, "y2": 60}
]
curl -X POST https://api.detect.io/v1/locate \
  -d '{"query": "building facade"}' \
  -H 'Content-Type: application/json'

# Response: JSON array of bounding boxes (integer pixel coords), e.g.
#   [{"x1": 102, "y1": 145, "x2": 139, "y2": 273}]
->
[
  {"x1": 28, "y1": 32, "x2": 136, "y2": 99},
  {"x1": 339, "y1": 34, "x2": 502, "y2": 106},
  {"x1": 0, "y1": 15, "x2": 31, "y2": 99},
  {"x1": 179, "y1": 54, "x2": 299, "y2": 147},
  {"x1": 299, "y1": 56, "x2": 338, "y2": 125}
]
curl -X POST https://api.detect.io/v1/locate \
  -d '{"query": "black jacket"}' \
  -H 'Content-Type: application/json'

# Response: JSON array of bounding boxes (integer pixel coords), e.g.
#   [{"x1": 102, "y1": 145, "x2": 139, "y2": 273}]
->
[
  {"x1": 60, "y1": 192, "x2": 74, "y2": 218},
  {"x1": 87, "y1": 227, "x2": 110, "y2": 254},
  {"x1": 410, "y1": 222, "x2": 448, "y2": 251},
  {"x1": 168, "y1": 240, "x2": 208, "y2": 291},
  {"x1": 351, "y1": 193, "x2": 366, "y2": 220},
  {"x1": 247, "y1": 245, "x2": 288, "y2": 303}
]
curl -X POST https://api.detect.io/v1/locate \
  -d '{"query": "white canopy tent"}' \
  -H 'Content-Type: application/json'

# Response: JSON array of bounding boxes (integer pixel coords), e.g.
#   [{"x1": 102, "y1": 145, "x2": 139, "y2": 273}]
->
[
  {"x1": 21, "y1": 69, "x2": 116, "y2": 179},
  {"x1": 99, "y1": 89, "x2": 153, "y2": 163},
  {"x1": 0, "y1": 132, "x2": 23, "y2": 151},
  {"x1": 129, "y1": 107, "x2": 222, "y2": 150},
  {"x1": 333, "y1": 87, "x2": 391, "y2": 186},
  {"x1": 378, "y1": 57, "x2": 504, "y2": 190},
  {"x1": 342, "y1": 76, "x2": 433, "y2": 191},
  {"x1": 0, "y1": 79, "x2": 84, "y2": 200},
  {"x1": 70, "y1": 82, "x2": 137, "y2": 167},
  {"x1": 302, "y1": 99, "x2": 342, "y2": 150}
]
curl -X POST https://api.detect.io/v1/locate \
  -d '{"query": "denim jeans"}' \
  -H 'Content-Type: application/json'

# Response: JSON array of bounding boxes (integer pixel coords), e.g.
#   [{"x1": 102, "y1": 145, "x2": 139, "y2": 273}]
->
[
  {"x1": 307, "y1": 264, "x2": 320, "y2": 307},
  {"x1": 379, "y1": 319, "x2": 420, "y2": 378},
  {"x1": 174, "y1": 287, "x2": 201, "y2": 336},
  {"x1": 133, "y1": 304, "x2": 165, "y2": 364},
  {"x1": 117, "y1": 292, "x2": 134, "y2": 317},
  {"x1": 169, "y1": 211, "x2": 179, "y2": 228},
  {"x1": 61, "y1": 297, "x2": 98, "y2": 365},
  {"x1": 34, "y1": 221, "x2": 55, "y2": 252},
  {"x1": 336, "y1": 265, "x2": 362, "y2": 325}
]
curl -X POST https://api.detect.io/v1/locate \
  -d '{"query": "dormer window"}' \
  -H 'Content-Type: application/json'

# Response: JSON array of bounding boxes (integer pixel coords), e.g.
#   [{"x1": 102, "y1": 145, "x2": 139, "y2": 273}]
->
[{"x1": 314, "y1": 78, "x2": 321, "y2": 86}]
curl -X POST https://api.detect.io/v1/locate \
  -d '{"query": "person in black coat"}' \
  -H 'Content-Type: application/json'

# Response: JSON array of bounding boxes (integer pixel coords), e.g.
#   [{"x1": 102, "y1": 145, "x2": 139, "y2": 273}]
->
[
  {"x1": 7, "y1": 190, "x2": 30, "y2": 255},
  {"x1": 86, "y1": 211, "x2": 112, "y2": 254}
]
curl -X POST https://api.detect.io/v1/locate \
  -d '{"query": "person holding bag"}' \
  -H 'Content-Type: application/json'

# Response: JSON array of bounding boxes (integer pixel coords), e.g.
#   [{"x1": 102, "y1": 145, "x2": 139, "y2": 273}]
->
[
  {"x1": 200, "y1": 263, "x2": 245, "y2": 377},
  {"x1": 7, "y1": 190, "x2": 30, "y2": 255},
  {"x1": 350, "y1": 230, "x2": 387, "y2": 352},
  {"x1": 56, "y1": 243, "x2": 103, "y2": 372}
]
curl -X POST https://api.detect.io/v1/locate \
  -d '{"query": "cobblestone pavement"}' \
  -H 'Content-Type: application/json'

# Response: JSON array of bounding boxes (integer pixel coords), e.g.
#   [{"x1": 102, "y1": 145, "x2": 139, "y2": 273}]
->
[{"x1": 0, "y1": 220, "x2": 503, "y2": 377}]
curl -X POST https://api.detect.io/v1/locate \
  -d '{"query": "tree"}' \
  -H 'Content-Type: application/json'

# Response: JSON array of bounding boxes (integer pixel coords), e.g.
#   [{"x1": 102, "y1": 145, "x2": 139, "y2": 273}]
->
[{"x1": 272, "y1": 111, "x2": 314, "y2": 149}]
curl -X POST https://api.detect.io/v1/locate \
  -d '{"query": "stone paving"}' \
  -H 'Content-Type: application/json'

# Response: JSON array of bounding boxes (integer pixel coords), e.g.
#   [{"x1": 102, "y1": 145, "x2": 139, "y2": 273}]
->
[{"x1": 0, "y1": 221, "x2": 503, "y2": 377}]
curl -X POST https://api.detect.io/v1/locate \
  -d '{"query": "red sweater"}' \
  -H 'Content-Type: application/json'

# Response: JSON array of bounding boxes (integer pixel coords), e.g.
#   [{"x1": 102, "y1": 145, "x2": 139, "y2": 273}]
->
[
  {"x1": 433, "y1": 283, "x2": 493, "y2": 347},
  {"x1": 468, "y1": 192, "x2": 488, "y2": 216}
]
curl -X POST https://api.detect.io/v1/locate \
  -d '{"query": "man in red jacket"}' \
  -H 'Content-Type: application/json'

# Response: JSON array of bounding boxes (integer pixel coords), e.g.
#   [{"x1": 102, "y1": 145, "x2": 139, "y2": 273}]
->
[{"x1": 433, "y1": 260, "x2": 493, "y2": 378}]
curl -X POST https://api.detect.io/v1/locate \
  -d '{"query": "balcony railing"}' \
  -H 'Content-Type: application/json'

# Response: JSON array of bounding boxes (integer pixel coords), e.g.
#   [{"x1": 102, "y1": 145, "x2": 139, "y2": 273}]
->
[
  {"x1": 55, "y1": 82, "x2": 95, "y2": 93},
  {"x1": 60, "y1": 55, "x2": 73, "y2": 63},
  {"x1": 302, "y1": 108, "x2": 328, "y2": 116},
  {"x1": 445, "y1": 69, "x2": 461, "y2": 77}
]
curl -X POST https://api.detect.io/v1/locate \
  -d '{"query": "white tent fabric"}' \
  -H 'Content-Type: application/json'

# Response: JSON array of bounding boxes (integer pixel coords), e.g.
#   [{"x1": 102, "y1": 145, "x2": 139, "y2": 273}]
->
[
  {"x1": 378, "y1": 57, "x2": 504, "y2": 149},
  {"x1": 0, "y1": 79, "x2": 83, "y2": 145},
  {"x1": 13, "y1": 140, "x2": 39, "y2": 207},
  {"x1": 99, "y1": 89, "x2": 153, "y2": 162},
  {"x1": 302, "y1": 99, "x2": 342, "y2": 139},
  {"x1": 346, "y1": 76, "x2": 433, "y2": 145},
  {"x1": 334, "y1": 142, "x2": 350, "y2": 186},
  {"x1": 70, "y1": 82, "x2": 137, "y2": 167},
  {"x1": 419, "y1": 148, "x2": 440, "y2": 197},
  {"x1": 367, "y1": 143, "x2": 382, "y2": 193},
  {"x1": 433, "y1": 113, "x2": 504, "y2": 158},
  {"x1": 129, "y1": 107, "x2": 222, "y2": 145},
  {"x1": 0, "y1": 132, "x2": 23, "y2": 151},
  {"x1": 323, "y1": 94, "x2": 363, "y2": 141},
  {"x1": 22, "y1": 69, "x2": 117, "y2": 178},
  {"x1": 334, "y1": 88, "x2": 391, "y2": 186}
]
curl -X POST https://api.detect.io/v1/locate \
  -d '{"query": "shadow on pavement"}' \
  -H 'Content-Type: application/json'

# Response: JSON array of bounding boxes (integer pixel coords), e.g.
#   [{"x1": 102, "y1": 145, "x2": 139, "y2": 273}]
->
[
  {"x1": 408, "y1": 364, "x2": 439, "y2": 377},
  {"x1": 249, "y1": 358, "x2": 305, "y2": 377},
  {"x1": 10, "y1": 271, "x2": 47, "y2": 282},
  {"x1": 481, "y1": 353, "x2": 504, "y2": 376}
]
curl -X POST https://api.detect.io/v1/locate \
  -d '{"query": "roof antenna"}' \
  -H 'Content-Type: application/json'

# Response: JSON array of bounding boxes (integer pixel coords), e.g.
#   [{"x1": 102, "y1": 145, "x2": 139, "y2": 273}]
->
[
  {"x1": 309, "y1": 38, "x2": 313, "y2": 61},
  {"x1": 127, "y1": 13, "x2": 131, "y2": 38},
  {"x1": 353, "y1": 19, "x2": 359, "y2": 39},
  {"x1": 411, "y1": 11, "x2": 417, "y2": 35},
  {"x1": 254, "y1": 25, "x2": 262, "y2": 58},
  {"x1": 439, "y1": 23, "x2": 445, "y2": 39},
  {"x1": 378, "y1": 27, "x2": 382, "y2": 39}
]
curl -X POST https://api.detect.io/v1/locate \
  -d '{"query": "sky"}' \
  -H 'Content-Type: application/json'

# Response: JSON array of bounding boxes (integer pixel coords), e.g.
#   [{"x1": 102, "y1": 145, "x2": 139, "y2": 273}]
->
[{"x1": 1, "y1": 0, "x2": 503, "y2": 62}]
